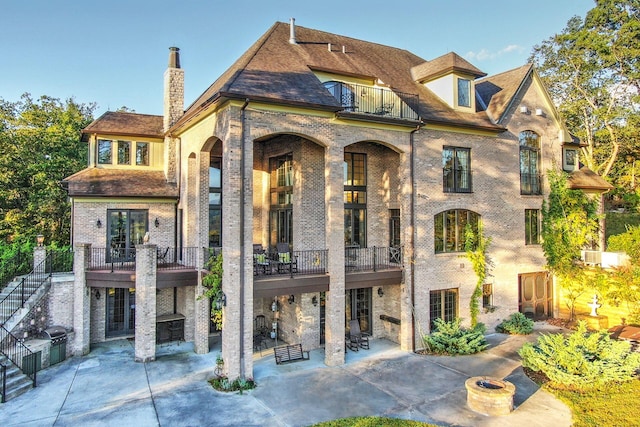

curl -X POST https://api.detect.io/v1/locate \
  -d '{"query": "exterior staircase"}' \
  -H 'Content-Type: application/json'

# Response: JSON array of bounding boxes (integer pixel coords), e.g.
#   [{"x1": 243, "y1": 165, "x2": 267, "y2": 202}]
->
[{"x1": 0, "y1": 353, "x2": 33, "y2": 402}]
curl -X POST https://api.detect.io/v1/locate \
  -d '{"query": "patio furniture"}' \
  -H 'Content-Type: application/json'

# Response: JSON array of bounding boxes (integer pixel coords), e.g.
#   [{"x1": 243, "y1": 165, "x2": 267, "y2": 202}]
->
[
  {"x1": 157, "y1": 247, "x2": 170, "y2": 265},
  {"x1": 273, "y1": 343, "x2": 309, "y2": 364},
  {"x1": 275, "y1": 242, "x2": 297, "y2": 274},
  {"x1": 254, "y1": 252, "x2": 272, "y2": 275},
  {"x1": 255, "y1": 314, "x2": 269, "y2": 337},
  {"x1": 346, "y1": 319, "x2": 370, "y2": 351}
]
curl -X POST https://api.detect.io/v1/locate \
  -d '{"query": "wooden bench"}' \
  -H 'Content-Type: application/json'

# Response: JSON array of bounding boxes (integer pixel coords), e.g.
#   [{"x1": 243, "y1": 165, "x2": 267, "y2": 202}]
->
[{"x1": 273, "y1": 343, "x2": 309, "y2": 364}]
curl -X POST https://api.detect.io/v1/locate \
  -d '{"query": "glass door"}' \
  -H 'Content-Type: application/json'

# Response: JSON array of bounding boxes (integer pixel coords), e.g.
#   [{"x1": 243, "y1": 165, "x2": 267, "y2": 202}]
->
[
  {"x1": 106, "y1": 288, "x2": 136, "y2": 337},
  {"x1": 107, "y1": 209, "x2": 148, "y2": 262},
  {"x1": 345, "y1": 288, "x2": 372, "y2": 335}
]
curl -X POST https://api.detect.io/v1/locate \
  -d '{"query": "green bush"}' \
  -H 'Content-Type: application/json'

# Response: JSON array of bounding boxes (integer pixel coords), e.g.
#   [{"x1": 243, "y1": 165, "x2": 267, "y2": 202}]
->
[
  {"x1": 422, "y1": 318, "x2": 487, "y2": 355},
  {"x1": 496, "y1": 312, "x2": 534, "y2": 335},
  {"x1": 519, "y1": 321, "x2": 640, "y2": 390},
  {"x1": 209, "y1": 376, "x2": 256, "y2": 393}
]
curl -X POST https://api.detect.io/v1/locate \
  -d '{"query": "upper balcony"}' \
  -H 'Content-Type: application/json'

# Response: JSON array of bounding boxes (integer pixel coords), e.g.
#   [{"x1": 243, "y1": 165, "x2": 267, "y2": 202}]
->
[{"x1": 323, "y1": 81, "x2": 419, "y2": 121}]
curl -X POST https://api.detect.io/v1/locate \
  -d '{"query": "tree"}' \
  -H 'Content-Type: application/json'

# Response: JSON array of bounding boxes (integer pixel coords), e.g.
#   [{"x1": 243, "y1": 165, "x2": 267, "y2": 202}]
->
[
  {"x1": 541, "y1": 169, "x2": 600, "y2": 319},
  {"x1": 530, "y1": 0, "x2": 640, "y2": 186},
  {"x1": 0, "y1": 94, "x2": 95, "y2": 245}
]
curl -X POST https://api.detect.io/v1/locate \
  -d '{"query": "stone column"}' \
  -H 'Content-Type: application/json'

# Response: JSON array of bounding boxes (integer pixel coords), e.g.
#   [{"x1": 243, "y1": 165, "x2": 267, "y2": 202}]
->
[
  {"x1": 73, "y1": 243, "x2": 91, "y2": 356},
  {"x1": 324, "y1": 145, "x2": 346, "y2": 366},
  {"x1": 193, "y1": 247, "x2": 210, "y2": 354},
  {"x1": 399, "y1": 150, "x2": 415, "y2": 351},
  {"x1": 33, "y1": 245, "x2": 47, "y2": 273},
  {"x1": 135, "y1": 244, "x2": 157, "y2": 362}
]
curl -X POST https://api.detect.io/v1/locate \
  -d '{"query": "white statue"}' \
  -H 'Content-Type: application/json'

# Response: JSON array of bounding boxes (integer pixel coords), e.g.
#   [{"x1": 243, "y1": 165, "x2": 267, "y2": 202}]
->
[{"x1": 588, "y1": 294, "x2": 601, "y2": 317}]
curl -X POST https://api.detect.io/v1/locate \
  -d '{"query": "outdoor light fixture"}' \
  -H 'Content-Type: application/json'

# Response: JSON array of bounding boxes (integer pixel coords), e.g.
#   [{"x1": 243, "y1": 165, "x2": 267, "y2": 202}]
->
[
  {"x1": 36, "y1": 234, "x2": 44, "y2": 247},
  {"x1": 378, "y1": 287, "x2": 384, "y2": 297},
  {"x1": 288, "y1": 295, "x2": 295, "y2": 304},
  {"x1": 95, "y1": 289, "x2": 101, "y2": 300},
  {"x1": 96, "y1": 219, "x2": 102, "y2": 228},
  {"x1": 215, "y1": 291, "x2": 227, "y2": 310},
  {"x1": 271, "y1": 300, "x2": 278, "y2": 312},
  {"x1": 154, "y1": 218, "x2": 160, "y2": 228},
  {"x1": 312, "y1": 296, "x2": 318, "y2": 306}
]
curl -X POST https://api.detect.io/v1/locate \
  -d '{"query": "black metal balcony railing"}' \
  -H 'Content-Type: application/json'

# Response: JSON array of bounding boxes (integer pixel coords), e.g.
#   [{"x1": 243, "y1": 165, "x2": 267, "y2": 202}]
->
[
  {"x1": 251, "y1": 246, "x2": 402, "y2": 279},
  {"x1": 443, "y1": 168, "x2": 472, "y2": 193},
  {"x1": 520, "y1": 173, "x2": 542, "y2": 195},
  {"x1": 345, "y1": 246, "x2": 403, "y2": 272},
  {"x1": 324, "y1": 81, "x2": 419, "y2": 121},
  {"x1": 88, "y1": 247, "x2": 199, "y2": 272}
]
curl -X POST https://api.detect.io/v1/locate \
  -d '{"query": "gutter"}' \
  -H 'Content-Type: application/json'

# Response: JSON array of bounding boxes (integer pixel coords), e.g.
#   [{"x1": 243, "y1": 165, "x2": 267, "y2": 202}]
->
[{"x1": 409, "y1": 125, "x2": 418, "y2": 352}]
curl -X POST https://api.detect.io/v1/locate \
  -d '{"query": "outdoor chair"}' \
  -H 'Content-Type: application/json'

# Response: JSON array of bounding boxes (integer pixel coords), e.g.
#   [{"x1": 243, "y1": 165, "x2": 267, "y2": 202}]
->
[
  {"x1": 275, "y1": 242, "x2": 297, "y2": 274},
  {"x1": 347, "y1": 319, "x2": 370, "y2": 351},
  {"x1": 157, "y1": 247, "x2": 170, "y2": 265},
  {"x1": 254, "y1": 314, "x2": 269, "y2": 338}
]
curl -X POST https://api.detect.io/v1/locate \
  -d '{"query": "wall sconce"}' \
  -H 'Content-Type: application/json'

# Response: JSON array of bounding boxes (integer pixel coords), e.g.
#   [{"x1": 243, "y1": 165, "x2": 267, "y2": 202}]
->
[
  {"x1": 377, "y1": 287, "x2": 384, "y2": 297},
  {"x1": 95, "y1": 289, "x2": 101, "y2": 300},
  {"x1": 96, "y1": 219, "x2": 102, "y2": 228},
  {"x1": 215, "y1": 290, "x2": 227, "y2": 310},
  {"x1": 36, "y1": 234, "x2": 44, "y2": 247},
  {"x1": 154, "y1": 218, "x2": 160, "y2": 228},
  {"x1": 312, "y1": 296, "x2": 318, "y2": 306},
  {"x1": 288, "y1": 295, "x2": 295, "y2": 304}
]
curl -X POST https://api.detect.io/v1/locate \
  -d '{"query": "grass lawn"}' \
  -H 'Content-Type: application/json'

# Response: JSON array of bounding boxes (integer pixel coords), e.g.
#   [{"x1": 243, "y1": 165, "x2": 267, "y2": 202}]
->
[{"x1": 546, "y1": 379, "x2": 640, "y2": 427}]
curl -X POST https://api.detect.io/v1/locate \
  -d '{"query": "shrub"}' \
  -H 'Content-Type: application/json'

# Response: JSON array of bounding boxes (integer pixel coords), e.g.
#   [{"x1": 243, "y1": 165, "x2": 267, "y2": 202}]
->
[
  {"x1": 519, "y1": 321, "x2": 640, "y2": 390},
  {"x1": 496, "y1": 312, "x2": 534, "y2": 335},
  {"x1": 422, "y1": 318, "x2": 488, "y2": 355},
  {"x1": 209, "y1": 376, "x2": 256, "y2": 393}
]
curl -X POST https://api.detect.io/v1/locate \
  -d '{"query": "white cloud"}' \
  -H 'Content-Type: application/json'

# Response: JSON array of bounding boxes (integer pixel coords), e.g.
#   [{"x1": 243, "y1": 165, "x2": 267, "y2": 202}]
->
[{"x1": 465, "y1": 44, "x2": 524, "y2": 62}]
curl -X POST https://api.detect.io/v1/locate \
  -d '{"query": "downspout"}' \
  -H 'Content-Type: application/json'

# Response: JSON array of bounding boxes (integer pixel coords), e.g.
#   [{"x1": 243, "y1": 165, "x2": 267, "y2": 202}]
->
[
  {"x1": 239, "y1": 98, "x2": 250, "y2": 379},
  {"x1": 409, "y1": 124, "x2": 419, "y2": 352}
]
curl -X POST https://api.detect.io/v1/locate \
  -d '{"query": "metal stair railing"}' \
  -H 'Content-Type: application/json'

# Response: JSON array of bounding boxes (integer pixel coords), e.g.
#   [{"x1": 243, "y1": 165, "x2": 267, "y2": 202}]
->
[
  {"x1": 0, "y1": 248, "x2": 33, "y2": 292},
  {"x1": 0, "y1": 252, "x2": 52, "y2": 326},
  {"x1": 0, "y1": 324, "x2": 37, "y2": 402}
]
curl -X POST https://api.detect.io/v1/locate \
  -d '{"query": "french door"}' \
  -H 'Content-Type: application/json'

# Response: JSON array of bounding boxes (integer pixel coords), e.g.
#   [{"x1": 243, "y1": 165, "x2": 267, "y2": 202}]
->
[
  {"x1": 106, "y1": 288, "x2": 136, "y2": 337},
  {"x1": 107, "y1": 209, "x2": 148, "y2": 262},
  {"x1": 345, "y1": 288, "x2": 372, "y2": 335},
  {"x1": 519, "y1": 272, "x2": 552, "y2": 320}
]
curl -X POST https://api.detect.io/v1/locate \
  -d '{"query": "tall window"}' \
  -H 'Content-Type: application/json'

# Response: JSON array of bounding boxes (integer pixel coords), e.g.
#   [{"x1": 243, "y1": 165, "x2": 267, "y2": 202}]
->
[
  {"x1": 525, "y1": 209, "x2": 540, "y2": 245},
  {"x1": 344, "y1": 153, "x2": 367, "y2": 247},
  {"x1": 97, "y1": 139, "x2": 112, "y2": 164},
  {"x1": 457, "y1": 78, "x2": 471, "y2": 107},
  {"x1": 443, "y1": 146, "x2": 471, "y2": 193},
  {"x1": 117, "y1": 140, "x2": 131, "y2": 165},
  {"x1": 107, "y1": 209, "x2": 148, "y2": 262},
  {"x1": 434, "y1": 209, "x2": 479, "y2": 253},
  {"x1": 430, "y1": 288, "x2": 458, "y2": 329},
  {"x1": 136, "y1": 142, "x2": 149, "y2": 166},
  {"x1": 520, "y1": 131, "x2": 541, "y2": 195},
  {"x1": 209, "y1": 156, "x2": 222, "y2": 247},
  {"x1": 270, "y1": 153, "x2": 293, "y2": 247}
]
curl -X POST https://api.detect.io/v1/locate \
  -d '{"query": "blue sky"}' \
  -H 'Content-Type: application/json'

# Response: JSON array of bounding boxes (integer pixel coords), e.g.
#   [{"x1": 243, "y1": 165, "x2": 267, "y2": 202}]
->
[{"x1": 1, "y1": 0, "x2": 594, "y2": 117}]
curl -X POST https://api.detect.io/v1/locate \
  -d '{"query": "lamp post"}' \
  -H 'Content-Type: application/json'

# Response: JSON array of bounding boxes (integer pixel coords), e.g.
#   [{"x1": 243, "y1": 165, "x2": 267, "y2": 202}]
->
[{"x1": 36, "y1": 234, "x2": 44, "y2": 247}]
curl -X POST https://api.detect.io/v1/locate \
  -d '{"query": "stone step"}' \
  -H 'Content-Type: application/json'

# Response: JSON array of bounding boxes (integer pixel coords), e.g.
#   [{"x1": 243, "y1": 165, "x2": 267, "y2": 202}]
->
[{"x1": 0, "y1": 356, "x2": 35, "y2": 402}]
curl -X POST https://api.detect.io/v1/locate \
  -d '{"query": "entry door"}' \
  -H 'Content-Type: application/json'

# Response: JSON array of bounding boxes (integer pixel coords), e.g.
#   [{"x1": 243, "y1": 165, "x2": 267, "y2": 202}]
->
[
  {"x1": 345, "y1": 288, "x2": 372, "y2": 335},
  {"x1": 518, "y1": 272, "x2": 552, "y2": 320},
  {"x1": 107, "y1": 210, "x2": 148, "y2": 262},
  {"x1": 106, "y1": 288, "x2": 136, "y2": 337}
]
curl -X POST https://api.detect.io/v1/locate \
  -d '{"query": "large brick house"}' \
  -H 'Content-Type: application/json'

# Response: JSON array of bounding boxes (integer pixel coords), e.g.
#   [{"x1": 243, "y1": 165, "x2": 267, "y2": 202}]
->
[{"x1": 63, "y1": 20, "x2": 608, "y2": 379}]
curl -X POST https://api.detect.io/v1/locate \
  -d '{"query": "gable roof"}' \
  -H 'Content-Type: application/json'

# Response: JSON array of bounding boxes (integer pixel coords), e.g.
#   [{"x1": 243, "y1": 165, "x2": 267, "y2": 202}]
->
[
  {"x1": 568, "y1": 167, "x2": 614, "y2": 192},
  {"x1": 410, "y1": 52, "x2": 487, "y2": 82},
  {"x1": 175, "y1": 21, "x2": 504, "y2": 132},
  {"x1": 81, "y1": 111, "x2": 163, "y2": 142},
  {"x1": 64, "y1": 168, "x2": 178, "y2": 199},
  {"x1": 475, "y1": 64, "x2": 533, "y2": 124}
]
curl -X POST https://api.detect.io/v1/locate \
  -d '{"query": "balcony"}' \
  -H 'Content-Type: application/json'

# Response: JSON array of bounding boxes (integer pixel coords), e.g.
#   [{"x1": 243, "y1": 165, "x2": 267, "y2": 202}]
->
[
  {"x1": 253, "y1": 246, "x2": 403, "y2": 298},
  {"x1": 86, "y1": 247, "x2": 200, "y2": 288},
  {"x1": 324, "y1": 81, "x2": 419, "y2": 121},
  {"x1": 520, "y1": 173, "x2": 542, "y2": 195}
]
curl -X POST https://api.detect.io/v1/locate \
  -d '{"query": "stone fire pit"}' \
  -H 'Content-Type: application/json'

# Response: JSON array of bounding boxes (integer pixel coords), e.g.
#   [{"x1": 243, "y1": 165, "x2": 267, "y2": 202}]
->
[{"x1": 465, "y1": 376, "x2": 515, "y2": 416}]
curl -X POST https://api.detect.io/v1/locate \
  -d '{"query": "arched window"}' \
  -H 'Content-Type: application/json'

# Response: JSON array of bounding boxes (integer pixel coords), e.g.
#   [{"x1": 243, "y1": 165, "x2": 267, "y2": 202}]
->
[
  {"x1": 434, "y1": 209, "x2": 479, "y2": 253},
  {"x1": 519, "y1": 130, "x2": 541, "y2": 195}
]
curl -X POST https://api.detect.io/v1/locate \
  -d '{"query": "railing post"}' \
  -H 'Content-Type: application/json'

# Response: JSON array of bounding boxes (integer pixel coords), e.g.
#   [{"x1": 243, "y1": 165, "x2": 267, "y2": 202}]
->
[
  {"x1": 1, "y1": 363, "x2": 6, "y2": 403},
  {"x1": 373, "y1": 246, "x2": 377, "y2": 272},
  {"x1": 20, "y1": 278, "x2": 25, "y2": 308}
]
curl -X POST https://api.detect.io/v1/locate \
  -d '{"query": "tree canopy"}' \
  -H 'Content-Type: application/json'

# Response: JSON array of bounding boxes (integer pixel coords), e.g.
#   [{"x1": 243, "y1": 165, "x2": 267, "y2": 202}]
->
[
  {"x1": 0, "y1": 94, "x2": 95, "y2": 245},
  {"x1": 530, "y1": 0, "x2": 640, "y2": 204}
]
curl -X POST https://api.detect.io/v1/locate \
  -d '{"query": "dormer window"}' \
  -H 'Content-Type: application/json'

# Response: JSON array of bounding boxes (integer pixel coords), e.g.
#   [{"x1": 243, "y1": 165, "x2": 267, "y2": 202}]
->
[
  {"x1": 457, "y1": 78, "x2": 471, "y2": 108},
  {"x1": 97, "y1": 138, "x2": 152, "y2": 167}
]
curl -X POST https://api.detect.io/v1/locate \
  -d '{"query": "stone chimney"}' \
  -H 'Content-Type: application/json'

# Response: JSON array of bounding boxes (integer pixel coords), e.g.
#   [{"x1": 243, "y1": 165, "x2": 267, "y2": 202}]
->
[{"x1": 164, "y1": 47, "x2": 184, "y2": 132}]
